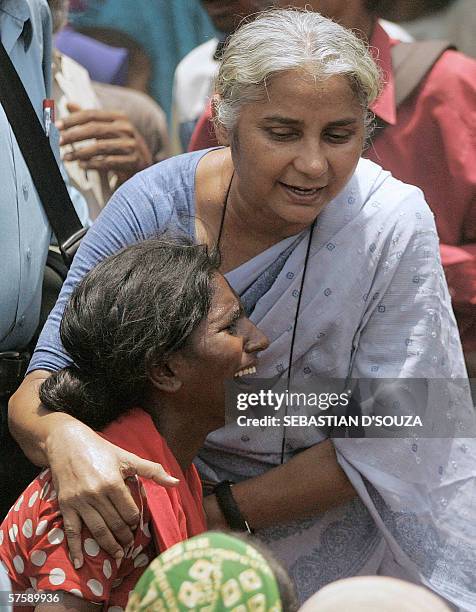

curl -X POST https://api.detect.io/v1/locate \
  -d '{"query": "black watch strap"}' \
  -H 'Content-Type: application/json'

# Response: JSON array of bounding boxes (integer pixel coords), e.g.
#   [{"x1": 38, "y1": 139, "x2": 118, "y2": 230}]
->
[{"x1": 213, "y1": 480, "x2": 253, "y2": 533}]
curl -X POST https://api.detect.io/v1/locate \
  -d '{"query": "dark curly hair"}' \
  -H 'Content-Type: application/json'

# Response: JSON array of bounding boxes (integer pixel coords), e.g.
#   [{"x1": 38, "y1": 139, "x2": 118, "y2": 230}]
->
[{"x1": 39, "y1": 237, "x2": 220, "y2": 430}]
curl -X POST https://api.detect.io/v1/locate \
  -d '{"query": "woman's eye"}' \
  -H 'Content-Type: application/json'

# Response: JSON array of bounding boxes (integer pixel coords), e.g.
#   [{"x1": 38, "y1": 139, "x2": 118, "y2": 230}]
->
[
  {"x1": 267, "y1": 129, "x2": 299, "y2": 141},
  {"x1": 325, "y1": 132, "x2": 353, "y2": 143},
  {"x1": 225, "y1": 322, "x2": 238, "y2": 335}
]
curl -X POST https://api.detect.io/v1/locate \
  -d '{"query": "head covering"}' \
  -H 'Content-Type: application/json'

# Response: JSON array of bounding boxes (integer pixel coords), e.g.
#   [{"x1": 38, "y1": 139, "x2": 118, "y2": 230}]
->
[{"x1": 126, "y1": 531, "x2": 283, "y2": 611}]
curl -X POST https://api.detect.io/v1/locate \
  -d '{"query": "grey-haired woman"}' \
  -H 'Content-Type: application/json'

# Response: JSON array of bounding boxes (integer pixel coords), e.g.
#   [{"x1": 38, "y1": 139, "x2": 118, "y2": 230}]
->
[{"x1": 10, "y1": 9, "x2": 475, "y2": 607}]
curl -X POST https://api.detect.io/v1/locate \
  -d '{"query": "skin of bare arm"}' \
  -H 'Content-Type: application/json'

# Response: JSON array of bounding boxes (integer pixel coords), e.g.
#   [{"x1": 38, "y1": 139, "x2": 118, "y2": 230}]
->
[
  {"x1": 8, "y1": 370, "x2": 179, "y2": 568},
  {"x1": 203, "y1": 439, "x2": 356, "y2": 531}
]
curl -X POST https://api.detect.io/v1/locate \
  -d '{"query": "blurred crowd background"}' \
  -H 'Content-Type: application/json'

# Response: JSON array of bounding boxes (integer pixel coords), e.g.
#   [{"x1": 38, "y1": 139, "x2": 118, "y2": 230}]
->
[{"x1": 62, "y1": 0, "x2": 476, "y2": 122}]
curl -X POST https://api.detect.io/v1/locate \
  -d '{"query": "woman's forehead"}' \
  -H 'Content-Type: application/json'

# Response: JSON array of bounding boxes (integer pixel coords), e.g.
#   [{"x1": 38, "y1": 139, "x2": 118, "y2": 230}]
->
[
  {"x1": 208, "y1": 274, "x2": 241, "y2": 322},
  {"x1": 243, "y1": 71, "x2": 362, "y2": 119}
]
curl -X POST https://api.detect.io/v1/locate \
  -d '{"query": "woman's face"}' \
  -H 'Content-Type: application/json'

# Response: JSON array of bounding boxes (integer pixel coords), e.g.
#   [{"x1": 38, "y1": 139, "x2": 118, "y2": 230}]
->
[
  {"x1": 177, "y1": 273, "x2": 268, "y2": 423},
  {"x1": 225, "y1": 71, "x2": 365, "y2": 235}
]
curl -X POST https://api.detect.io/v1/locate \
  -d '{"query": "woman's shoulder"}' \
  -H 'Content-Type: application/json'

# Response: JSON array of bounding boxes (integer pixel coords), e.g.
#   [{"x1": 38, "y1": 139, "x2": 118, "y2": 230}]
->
[
  {"x1": 90, "y1": 150, "x2": 214, "y2": 242},
  {"x1": 119, "y1": 149, "x2": 211, "y2": 201},
  {"x1": 355, "y1": 157, "x2": 435, "y2": 225}
]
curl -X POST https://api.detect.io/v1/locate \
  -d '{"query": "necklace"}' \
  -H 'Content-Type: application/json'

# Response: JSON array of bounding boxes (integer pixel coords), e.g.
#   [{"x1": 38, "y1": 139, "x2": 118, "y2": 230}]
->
[{"x1": 216, "y1": 172, "x2": 317, "y2": 464}]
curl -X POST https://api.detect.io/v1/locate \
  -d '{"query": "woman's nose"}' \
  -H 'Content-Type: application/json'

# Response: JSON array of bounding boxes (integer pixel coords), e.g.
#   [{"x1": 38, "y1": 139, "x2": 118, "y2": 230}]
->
[
  {"x1": 293, "y1": 140, "x2": 328, "y2": 179},
  {"x1": 243, "y1": 319, "x2": 269, "y2": 354}
]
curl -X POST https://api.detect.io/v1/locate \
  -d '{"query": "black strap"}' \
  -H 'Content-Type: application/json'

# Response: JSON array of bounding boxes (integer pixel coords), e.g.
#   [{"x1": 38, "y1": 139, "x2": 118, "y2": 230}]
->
[
  {"x1": 0, "y1": 41, "x2": 86, "y2": 267},
  {"x1": 213, "y1": 480, "x2": 253, "y2": 533}
]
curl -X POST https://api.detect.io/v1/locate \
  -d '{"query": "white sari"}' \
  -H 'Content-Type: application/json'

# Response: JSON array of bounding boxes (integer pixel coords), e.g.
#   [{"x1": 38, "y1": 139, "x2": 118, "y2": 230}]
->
[{"x1": 196, "y1": 158, "x2": 476, "y2": 610}]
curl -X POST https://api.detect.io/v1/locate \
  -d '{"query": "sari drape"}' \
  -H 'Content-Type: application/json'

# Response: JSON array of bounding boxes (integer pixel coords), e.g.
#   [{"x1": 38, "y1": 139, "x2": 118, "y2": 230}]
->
[{"x1": 197, "y1": 158, "x2": 476, "y2": 609}]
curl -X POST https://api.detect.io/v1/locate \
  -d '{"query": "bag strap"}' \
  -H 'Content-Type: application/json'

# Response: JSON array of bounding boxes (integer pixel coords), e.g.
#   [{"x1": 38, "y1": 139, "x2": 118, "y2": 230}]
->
[
  {"x1": 391, "y1": 39, "x2": 455, "y2": 107},
  {"x1": 0, "y1": 41, "x2": 86, "y2": 267}
]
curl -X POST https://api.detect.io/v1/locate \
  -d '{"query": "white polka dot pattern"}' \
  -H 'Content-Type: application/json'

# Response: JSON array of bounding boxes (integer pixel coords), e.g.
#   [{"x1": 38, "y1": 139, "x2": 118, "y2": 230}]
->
[
  {"x1": 103, "y1": 559, "x2": 112, "y2": 578},
  {"x1": 22, "y1": 519, "x2": 33, "y2": 538},
  {"x1": 133, "y1": 553, "x2": 149, "y2": 568},
  {"x1": 14, "y1": 496, "x2": 24, "y2": 512},
  {"x1": 49, "y1": 567, "x2": 66, "y2": 585},
  {"x1": 13, "y1": 555, "x2": 24, "y2": 573},
  {"x1": 8, "y1": 524, "x2": 18, "y2": 542},
  {"x1": 48, "y1": 527, "x2": 64, "y2": 545},
  {"x1": 35, "y1": 519, "x2": 48, "y2": 536},
  {"x1": 87, "y1": 578, "x2": 104, "y2": 597},
  {"x1": 141, "y1": 522, "x2": 150, "y2": 538},
  {"x1": 28, "y1": 491, "x2": 39, "y2": 507},
  {"x1": 40, "y1": 482, "x2": 50, "y2": 500},
  {"x1": 84, "y1": 538, "x2": 100, "y2": 556},
  {"x1": 30, "y1": 549, "x2": 47, "y2": 567}
]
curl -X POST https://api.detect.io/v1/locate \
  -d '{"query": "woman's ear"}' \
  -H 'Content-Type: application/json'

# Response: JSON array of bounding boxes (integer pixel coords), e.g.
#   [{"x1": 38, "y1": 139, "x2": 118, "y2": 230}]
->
[
  {"x1": 211, "y1": 95, "x2": 230, "y2": 146},
  {"x1": 148, "y1": 360, "x2": 183, "y2": 393}
]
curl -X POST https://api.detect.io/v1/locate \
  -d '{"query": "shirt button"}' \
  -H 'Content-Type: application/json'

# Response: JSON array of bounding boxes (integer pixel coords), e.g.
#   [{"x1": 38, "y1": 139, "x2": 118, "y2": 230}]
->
[
  {"x1": 22, "y1": 183, "x2": 29, "y2": 200},
  {"x1": 26, "y1": 248, "x2": 32, "y2": 261},
  {"x1": 18, "y1": 315, "x2": 25, "y2": 327}
]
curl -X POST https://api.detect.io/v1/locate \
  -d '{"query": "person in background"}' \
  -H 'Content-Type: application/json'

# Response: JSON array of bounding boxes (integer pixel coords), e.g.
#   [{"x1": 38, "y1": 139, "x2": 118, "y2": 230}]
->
[
  {"x1": 190, "y1": 0, "x2": 476, "y2": 369},
  {"x1": 49, "y1": 0, "x2": 169, "y2": 219},
  {"x1": 172, "y1": 0, "x2": 411, "y2": 153},
  {"x1": 394, "y1": 0, "x2": 476, "y2": 59},
  {"x1": 1, "y1": 239, "x2": 268, "y2": 611},
  {"x1": 0, "y1": 0, "x2": 91, "y2": 519},
  {"x1": 299, "y1": 576, "x2": 451, "y2": 612},
  {"x1": 172, "y1": 0, "x2": 276, "y2": 152},
  {"x1": 126, "y1": 531, "x2": 299, "y2": 611},
  {"x1": 68, "y1": 0, "x2": 217, "y2": 120}
]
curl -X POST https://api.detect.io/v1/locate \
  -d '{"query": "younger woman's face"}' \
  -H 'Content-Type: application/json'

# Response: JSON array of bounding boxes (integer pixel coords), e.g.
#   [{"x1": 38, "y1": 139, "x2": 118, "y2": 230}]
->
[{"x1": 179, "y1": 274, "x2": 269, "y2": 424}]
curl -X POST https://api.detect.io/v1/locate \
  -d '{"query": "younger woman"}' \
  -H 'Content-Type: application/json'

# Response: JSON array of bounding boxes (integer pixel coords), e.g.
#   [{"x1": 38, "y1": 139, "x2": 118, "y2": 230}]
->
[{"x1": 0, "y1": 238, "x2": 267, "y2": 611}]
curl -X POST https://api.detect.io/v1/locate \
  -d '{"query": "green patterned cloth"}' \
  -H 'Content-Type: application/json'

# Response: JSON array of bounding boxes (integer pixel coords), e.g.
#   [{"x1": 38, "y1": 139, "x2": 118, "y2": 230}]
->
[{"x1": 126, "y1": 531, "x2": 283, "y2": 611}]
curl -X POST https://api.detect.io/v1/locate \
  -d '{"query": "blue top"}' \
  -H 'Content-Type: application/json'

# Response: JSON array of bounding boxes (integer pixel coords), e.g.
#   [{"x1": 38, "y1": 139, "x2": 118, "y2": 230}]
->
[{"x1": 0, "y1": 0, "x2": 54, "y2": 350}]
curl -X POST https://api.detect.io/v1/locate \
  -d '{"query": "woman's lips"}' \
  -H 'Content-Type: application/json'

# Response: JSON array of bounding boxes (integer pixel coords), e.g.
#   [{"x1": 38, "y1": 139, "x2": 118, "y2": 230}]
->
[
  {"x1": 234, "y1": 365, "x2": 257, "y2": 378},
  {"x1": 279, "y1": 181, "x2": 326, "y2": 202}
]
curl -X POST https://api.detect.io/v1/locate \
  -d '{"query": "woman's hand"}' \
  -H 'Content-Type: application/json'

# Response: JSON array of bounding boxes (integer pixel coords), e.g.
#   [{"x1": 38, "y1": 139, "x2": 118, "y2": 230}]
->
[
  {"x1": 46, "y1": 422, "x2": 179, "y2": 568},
  {"x1": 58, "y1": 103, "x2": 153, "y2": 184},
  {"x1": 203, "y1": 439, "x2": 356, "y2": 531},
  {"x1": 9, "y1": 371, "x2": 178, "y2": 568}
]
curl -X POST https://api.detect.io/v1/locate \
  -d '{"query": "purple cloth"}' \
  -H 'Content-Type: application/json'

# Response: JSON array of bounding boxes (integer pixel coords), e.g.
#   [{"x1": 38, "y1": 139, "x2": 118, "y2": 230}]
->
[{"x1": 54, "y1": 27, "x2": 129, "y2": 85}]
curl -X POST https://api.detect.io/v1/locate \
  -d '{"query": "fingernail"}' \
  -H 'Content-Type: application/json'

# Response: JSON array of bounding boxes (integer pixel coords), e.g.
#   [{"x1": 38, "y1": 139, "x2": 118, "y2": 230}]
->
[
  {"x1": 64, "y1": 153, "x2": 72, "y2": 161},
  {"x1": 166, "y1": 476, "x2": 180, "y2": 485},
  {"x1": 55, "y1": 120, "x2": 63, "y2": 129},
  {"x1": 73, "y1": 558, "x2": 82, "y2": 569}
]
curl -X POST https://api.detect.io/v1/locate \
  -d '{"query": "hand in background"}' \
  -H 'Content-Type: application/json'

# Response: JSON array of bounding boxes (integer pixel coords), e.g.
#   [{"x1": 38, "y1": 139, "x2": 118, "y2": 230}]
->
[{"x1": 57, "y1": 102, "x2": 153, "y2": 184}]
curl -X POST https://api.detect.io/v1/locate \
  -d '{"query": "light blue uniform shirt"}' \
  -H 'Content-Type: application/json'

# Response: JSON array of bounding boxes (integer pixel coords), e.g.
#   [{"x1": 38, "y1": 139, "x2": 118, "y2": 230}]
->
[{"x1": 0, "y1": 0, "x2": 88, "y2": 351}]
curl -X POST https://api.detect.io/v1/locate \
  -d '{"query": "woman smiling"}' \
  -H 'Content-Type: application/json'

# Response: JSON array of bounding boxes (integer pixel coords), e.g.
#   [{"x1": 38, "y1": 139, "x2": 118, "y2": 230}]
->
[{"x1": 9, "y1": 9, "x2": 475, "y2": 608}]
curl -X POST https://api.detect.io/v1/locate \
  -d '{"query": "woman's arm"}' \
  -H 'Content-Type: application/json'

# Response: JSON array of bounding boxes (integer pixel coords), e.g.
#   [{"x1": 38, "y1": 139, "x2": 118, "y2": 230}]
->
[
  {"x1": 9, "y1": 370, "x2": 178, "y2": 568},
  {"x1": 203, "y1": 439, "x2": 356, "y2": 530}
]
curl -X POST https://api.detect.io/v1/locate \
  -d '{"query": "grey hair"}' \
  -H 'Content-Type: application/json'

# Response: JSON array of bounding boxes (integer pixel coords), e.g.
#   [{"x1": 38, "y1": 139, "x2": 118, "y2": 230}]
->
[{"x1": 214, "y1": 8, "x2": 382, "y2": 139}]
